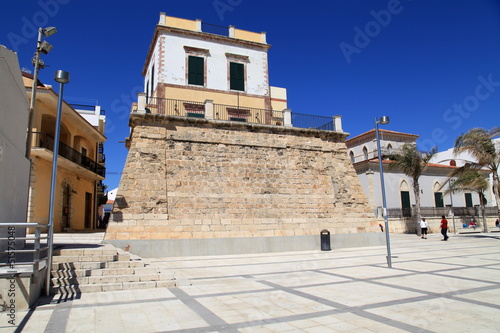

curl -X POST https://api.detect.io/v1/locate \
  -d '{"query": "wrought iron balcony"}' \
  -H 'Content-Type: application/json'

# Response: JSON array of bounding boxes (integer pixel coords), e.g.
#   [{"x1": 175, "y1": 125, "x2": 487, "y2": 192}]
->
[
  {"x1": 135, "y1": 96, "x2": 343, "y2": 132},
  {"x1": 33, "y1": 132, "x2": 105, "y2": 177}
]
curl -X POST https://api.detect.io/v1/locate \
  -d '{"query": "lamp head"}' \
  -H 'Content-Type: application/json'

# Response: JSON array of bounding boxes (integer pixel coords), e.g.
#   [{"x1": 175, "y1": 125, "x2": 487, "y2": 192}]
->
[
  {"x1": 378, "y1": 116, "x2": 390, "y2": 125},
  {"x1": 42, "y1": 27, "x2": 57, "y2": 37},
  {"x1": 38, "y1": 41, "x2": 53, "y2": 54},
  {"x1": 54, "y1": 70, "x2": 70, "y2": 84}
]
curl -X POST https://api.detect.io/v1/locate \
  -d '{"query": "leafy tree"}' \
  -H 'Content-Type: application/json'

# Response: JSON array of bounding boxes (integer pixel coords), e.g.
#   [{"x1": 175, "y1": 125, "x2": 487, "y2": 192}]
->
[
  {"x1": 454, "y1": 128, "x2": 500, "y2": 220},
  {"x1": 387, "y1": 143, "x2": 437, "y2": 223},
  {"x1": 441, "y1": 167, "x2": 489, "y2": 232}
]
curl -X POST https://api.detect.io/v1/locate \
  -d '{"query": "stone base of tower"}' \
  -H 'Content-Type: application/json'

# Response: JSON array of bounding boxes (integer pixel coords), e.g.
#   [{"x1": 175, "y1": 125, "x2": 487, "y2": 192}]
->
[
  {"x1": 104, "y1": 232, "x2": 384, "y2": 257},
  {"x1": 104, "y1": 114, "x2": 384, "y2": 257}
]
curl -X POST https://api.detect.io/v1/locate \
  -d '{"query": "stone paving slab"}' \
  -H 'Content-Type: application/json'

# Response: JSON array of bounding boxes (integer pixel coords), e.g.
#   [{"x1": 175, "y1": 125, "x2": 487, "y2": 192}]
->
[{"x1": 1, "y1": 232, "x2": 500, "y2": 332}]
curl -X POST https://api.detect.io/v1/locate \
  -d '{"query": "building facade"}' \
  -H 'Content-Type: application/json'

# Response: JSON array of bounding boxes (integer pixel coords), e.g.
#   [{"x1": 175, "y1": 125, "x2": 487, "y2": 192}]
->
[
  {"x1": 0, "y1": 45, "x2": 31, "y2": 253},
  {"x1": 139, "y1": 12, "x2": 288, "y2": 124},
  {"x1": 346, "y1": 129, "x2": 495, "y2": 231},
  {"x1": 24, "y1": 74, "x2": 106, "y2": 232}
]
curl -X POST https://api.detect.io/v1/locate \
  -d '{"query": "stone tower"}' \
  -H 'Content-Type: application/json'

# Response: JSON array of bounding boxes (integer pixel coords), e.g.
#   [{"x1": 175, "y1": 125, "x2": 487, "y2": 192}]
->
[{"x1": 104, "y1": 13, "x2": 383, "y2": 256}]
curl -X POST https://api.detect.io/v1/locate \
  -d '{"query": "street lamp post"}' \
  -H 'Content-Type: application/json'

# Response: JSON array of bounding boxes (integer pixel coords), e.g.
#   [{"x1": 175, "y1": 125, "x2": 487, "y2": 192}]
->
[
  {"x1": 449, "y1": 179, "x2": 456, "y2": 234},
  {"x1": 26, "y1": 27, "x2": 57, "y2": 159},
  {"x1": 45, "y1": 70, "x2": 70, "y2": 296},
  {"x1": 375, "y1": 116, "x2": 392, "y2": 268}
]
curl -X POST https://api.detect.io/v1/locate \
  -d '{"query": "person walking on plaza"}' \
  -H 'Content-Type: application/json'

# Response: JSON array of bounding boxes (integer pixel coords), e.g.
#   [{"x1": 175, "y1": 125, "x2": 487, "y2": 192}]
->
[
  {"x1": 419, "y1": 218, "x2": 428, "y2": 239},
  {"x1": 440, "y1": 215, "x2": 449, "y2": 241}
]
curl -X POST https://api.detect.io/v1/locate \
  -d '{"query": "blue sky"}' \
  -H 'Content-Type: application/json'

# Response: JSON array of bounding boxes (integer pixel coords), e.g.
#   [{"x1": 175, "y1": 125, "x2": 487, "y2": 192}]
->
[{"x1": 1, "y1": 0, "x2": 499, "y2": 191}]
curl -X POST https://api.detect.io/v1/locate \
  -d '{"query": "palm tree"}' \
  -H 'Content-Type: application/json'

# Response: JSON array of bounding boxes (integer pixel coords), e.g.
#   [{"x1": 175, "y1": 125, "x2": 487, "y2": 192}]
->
[
  {"x1": 441, "y1": 167, "x2": 489, "y2": 232},
  {"x1": 387, "y1": 143, "x2": 437, "y2": 224},
  {"x1": 454, "y1": 128, "x2": 500, "y2": 220}
]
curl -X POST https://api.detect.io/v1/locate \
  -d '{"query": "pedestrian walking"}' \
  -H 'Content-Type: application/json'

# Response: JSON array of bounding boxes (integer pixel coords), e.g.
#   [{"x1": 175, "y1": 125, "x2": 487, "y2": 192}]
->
[
  {"x1": 419, "y1": 218, "x2": 428, "y2": 239},
  {"x1": 440, "y1": 215, "x2": 449, "y2": 241}
]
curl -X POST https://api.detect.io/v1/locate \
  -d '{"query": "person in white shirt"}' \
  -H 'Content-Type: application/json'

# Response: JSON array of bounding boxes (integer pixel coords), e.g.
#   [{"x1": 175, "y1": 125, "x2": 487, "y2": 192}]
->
[{"x1": 419, "y1": 218, "x2": 428, "y2": 239}]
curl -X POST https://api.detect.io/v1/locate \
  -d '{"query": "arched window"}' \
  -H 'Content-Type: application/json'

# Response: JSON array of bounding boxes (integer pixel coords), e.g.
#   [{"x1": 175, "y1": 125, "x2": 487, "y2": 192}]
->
[
  {"x1": 349, "y1": 151, "x2": 355, "y2": 163},
  {"x1": 433, "y1": 182, "x2": 444, "y2": 207},
  {"x1": 450, "y1": 160, "x2": 456, "y2": 166},
  {"x1": 363, "y1": 146, "x2": 368, "y2": 160},
  {"x1": 400, "y1": 180, "x2": 412, "y2": 217},
  {"x1": 387, "y1": 144, "x2": 393, "y2": 155}
]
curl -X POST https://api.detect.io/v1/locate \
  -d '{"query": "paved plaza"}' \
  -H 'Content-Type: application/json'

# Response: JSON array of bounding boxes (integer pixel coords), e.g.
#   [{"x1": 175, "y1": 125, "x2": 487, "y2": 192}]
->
[{"x1": 1, "y1": 232, "x2": 500, "y2": 332}]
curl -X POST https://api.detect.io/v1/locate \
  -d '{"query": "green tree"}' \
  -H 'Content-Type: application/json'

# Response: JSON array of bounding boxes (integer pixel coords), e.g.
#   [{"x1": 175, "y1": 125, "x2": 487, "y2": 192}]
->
[
  {"x1": 454, "y1": 128, "x2": 500, "y2": 220},
  {"x1": 387, "y1": 143, "x2": 437, "y2": 224},
  {"x1": 442, "y1": 168, "x2": 490, "y2": 232}
]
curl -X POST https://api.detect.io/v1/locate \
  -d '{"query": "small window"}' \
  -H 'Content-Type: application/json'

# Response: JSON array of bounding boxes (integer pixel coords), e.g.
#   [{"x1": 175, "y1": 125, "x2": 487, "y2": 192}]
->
[
  {"x1": 363, "y1": 147, "x2": 368, "y2": 160},
  {"x1": 227, "y1": 108, "x2": 249, "y2": 122},
  {"x1": 230, "y1": 62, "x2": 245, "y2": 91},
  {"x1": 81, "y1": 147, "x2": 87, "y2": 157},
  {"x1": 465, "y1": 193, "x2": 473, "y2": 207},
  {"x1": 188, "y1": 56, "x2": 204, "y2": 86},
  {"x1": 349, "y1": 151, "x2": 355, "y2": 163},
  {"x1": 387, "y1": 144, "x2": 393, "y2": 155}
]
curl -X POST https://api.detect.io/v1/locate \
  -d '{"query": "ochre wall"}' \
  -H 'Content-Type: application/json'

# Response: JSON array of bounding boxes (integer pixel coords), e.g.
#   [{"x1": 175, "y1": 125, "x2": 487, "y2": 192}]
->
[
  {"x1": 105, "y1": 115, "x2": 378, "y2": 241},
  {"x1": 29, "y1": 157, "x2": 97, "y2": 232}
]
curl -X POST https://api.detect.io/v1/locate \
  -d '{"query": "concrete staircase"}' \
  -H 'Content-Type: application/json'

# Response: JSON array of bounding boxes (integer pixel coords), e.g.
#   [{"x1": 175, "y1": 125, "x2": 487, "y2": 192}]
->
[{"x1": 51, "y1": 245, "x2": 177, "y2": 295}]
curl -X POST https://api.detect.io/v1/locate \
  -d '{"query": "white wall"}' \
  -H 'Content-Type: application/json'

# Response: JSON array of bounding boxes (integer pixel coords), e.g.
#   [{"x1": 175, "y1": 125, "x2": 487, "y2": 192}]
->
[
  {"x1": 151, "y1": 32, "x2": 269, "y2": 96},
  {"x1": 0, "y1": 45, "x2": 30, "y2": 252}
]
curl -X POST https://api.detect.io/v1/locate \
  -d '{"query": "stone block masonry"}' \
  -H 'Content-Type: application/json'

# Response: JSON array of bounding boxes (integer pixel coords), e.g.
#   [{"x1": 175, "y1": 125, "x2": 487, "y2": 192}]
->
[{"x1": 104, "y1": 114, "x2": 383, "y2": 256}]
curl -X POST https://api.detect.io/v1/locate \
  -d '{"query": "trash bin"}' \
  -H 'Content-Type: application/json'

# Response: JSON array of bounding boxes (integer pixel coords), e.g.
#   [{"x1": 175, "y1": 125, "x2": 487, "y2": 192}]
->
[{"x1": 320, "y1": 229, "x2": 331, "y2": 251}]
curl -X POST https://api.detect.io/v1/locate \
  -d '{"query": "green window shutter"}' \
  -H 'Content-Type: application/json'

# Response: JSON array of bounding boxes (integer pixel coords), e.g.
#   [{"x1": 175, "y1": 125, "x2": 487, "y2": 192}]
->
[
  {"x1": 434, "y1": 192, "x2": 444, "y2": 207},
  {"x1": 465, "y1": 193, "x2": 473, "y2": 207},
  {"x1": 230, "y1": 62, "x2": 244, "y2": 91},
  {"x1": 400, "y1": 191, "x2": 411, "y2": 217},
  {"x1": 188, "y1": 56, "x2": 204, "y2": 86}
]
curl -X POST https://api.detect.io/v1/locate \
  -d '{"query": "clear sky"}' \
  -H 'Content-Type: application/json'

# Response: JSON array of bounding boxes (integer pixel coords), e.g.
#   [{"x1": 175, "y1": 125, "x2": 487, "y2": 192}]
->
[{"x1": 1, "y1": 0, "x2": 499, "y2": 191}]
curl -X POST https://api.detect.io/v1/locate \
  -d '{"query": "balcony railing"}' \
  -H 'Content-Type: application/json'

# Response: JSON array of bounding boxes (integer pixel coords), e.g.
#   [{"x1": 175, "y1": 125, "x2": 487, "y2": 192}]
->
[
  {"x1": 201, "y1": 22, "x2": 229, "y2": 36},
  {"x1": 386, "y1": 206, "x2": 499, "y2": 218},
  {"x1": 213, "y1": 103, "x2": 284, "y2": 125},
  {"x1": 33, "y1": 132, "x2": 105, "y2": 177},
  {"x1": 145, "y1": 97, "x2": 205, "y2": 117},
  {"x1": 137, "y1": 96, "x2": 343, "y2": 132},
  {"x1": 143, "y1": 97, "x2": 285, "y2": 126},
  {"x1": 291, "y1": 113, "x2": 334, "y2": 131}
]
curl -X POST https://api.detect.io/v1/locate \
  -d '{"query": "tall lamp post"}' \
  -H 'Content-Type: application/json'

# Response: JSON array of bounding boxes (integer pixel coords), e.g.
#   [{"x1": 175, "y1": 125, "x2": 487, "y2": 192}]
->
[
  {"x1": 449, "y1": 178, "x2": 456, "y2": 234},
  {"x1": 26, "y1": 26, "x2": 57, "y2": 159},
  {"x1": 375, "y1": 116, "x2": 392, "y2": 268},
  {"x1": 45, "y1": 70, "x2": 70, "y2": 295}
]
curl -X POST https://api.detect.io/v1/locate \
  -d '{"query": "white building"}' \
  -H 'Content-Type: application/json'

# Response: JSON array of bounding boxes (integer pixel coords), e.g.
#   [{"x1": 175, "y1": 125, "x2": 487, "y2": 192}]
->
[
  {"x1": 0, "y1": 45, "x2": 30, "y2": 253},
  {"x1": 346, "y1": 129, "x2": 492, "y2": 219},
  {"x1": 431, "y1": 138, "x2": 500, "y2": 208},
  {"x1": 137, "y1": 13, "x2": 288, "y2": 122}
]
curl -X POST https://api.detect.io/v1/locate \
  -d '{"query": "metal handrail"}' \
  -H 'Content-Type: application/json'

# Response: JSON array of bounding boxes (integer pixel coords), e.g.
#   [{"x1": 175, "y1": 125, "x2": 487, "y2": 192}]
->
[{"x1": 0, "y1": 223, "x2": 48, "y2": 277}]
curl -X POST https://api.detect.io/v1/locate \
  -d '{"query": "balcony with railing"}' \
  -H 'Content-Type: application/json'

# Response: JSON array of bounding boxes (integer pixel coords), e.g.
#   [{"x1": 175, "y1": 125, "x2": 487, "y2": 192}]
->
[
  {"x1": 32, "y1": 132, "x2": 105, "y2": 178},
  {"x1": 136, "y1": 94, "x2": 344, "y2": 132}
]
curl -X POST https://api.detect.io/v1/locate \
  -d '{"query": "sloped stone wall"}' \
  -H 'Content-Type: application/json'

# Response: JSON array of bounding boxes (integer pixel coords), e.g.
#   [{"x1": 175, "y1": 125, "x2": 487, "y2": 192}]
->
[{"x1": 104, "y1": 114, "x2": 382, "y2": 255}]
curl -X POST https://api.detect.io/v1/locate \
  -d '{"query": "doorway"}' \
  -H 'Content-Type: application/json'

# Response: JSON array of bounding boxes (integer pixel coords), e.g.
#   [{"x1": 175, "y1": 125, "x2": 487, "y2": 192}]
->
[
  {"x1": 85, "y1": 192, "x2": 92, "y2": 229},
  {"x1": 62, "y1": 184, "x2": 71, "y2": 229}
]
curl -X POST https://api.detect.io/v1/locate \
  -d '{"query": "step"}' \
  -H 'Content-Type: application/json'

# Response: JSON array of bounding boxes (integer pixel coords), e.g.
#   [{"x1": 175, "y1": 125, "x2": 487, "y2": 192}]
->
[
  {"x1": 52, "y1": 272, "x2": 175, "y2": 286},
  {"x1": 105, "y1": 261, "x2": 147, "y2": 268},
  {"x1": 53, "y1": 247, "x2": 119, "y2": 256},
  {"x1": 53, "y1": 261, "x2": 106, "y2": 270},
  {"x1": 52, "y1": 259, "x2": 146, "y2": 271},
  {"x1": 52, "y1": 254, "x2": 120, "y2": 263},
  {"x1": 51, "y1": 266, "x2": 173, "y2": 279},
  {"x1": 52, "y1": 280, "x2": 176, "y2": 294}
]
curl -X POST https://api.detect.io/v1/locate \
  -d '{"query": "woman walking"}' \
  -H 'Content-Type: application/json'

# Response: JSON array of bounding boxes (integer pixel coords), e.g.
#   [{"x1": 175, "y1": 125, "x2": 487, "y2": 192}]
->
[{"x1": 419, "y1": 218, "x2": 428, "y2": 239}]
